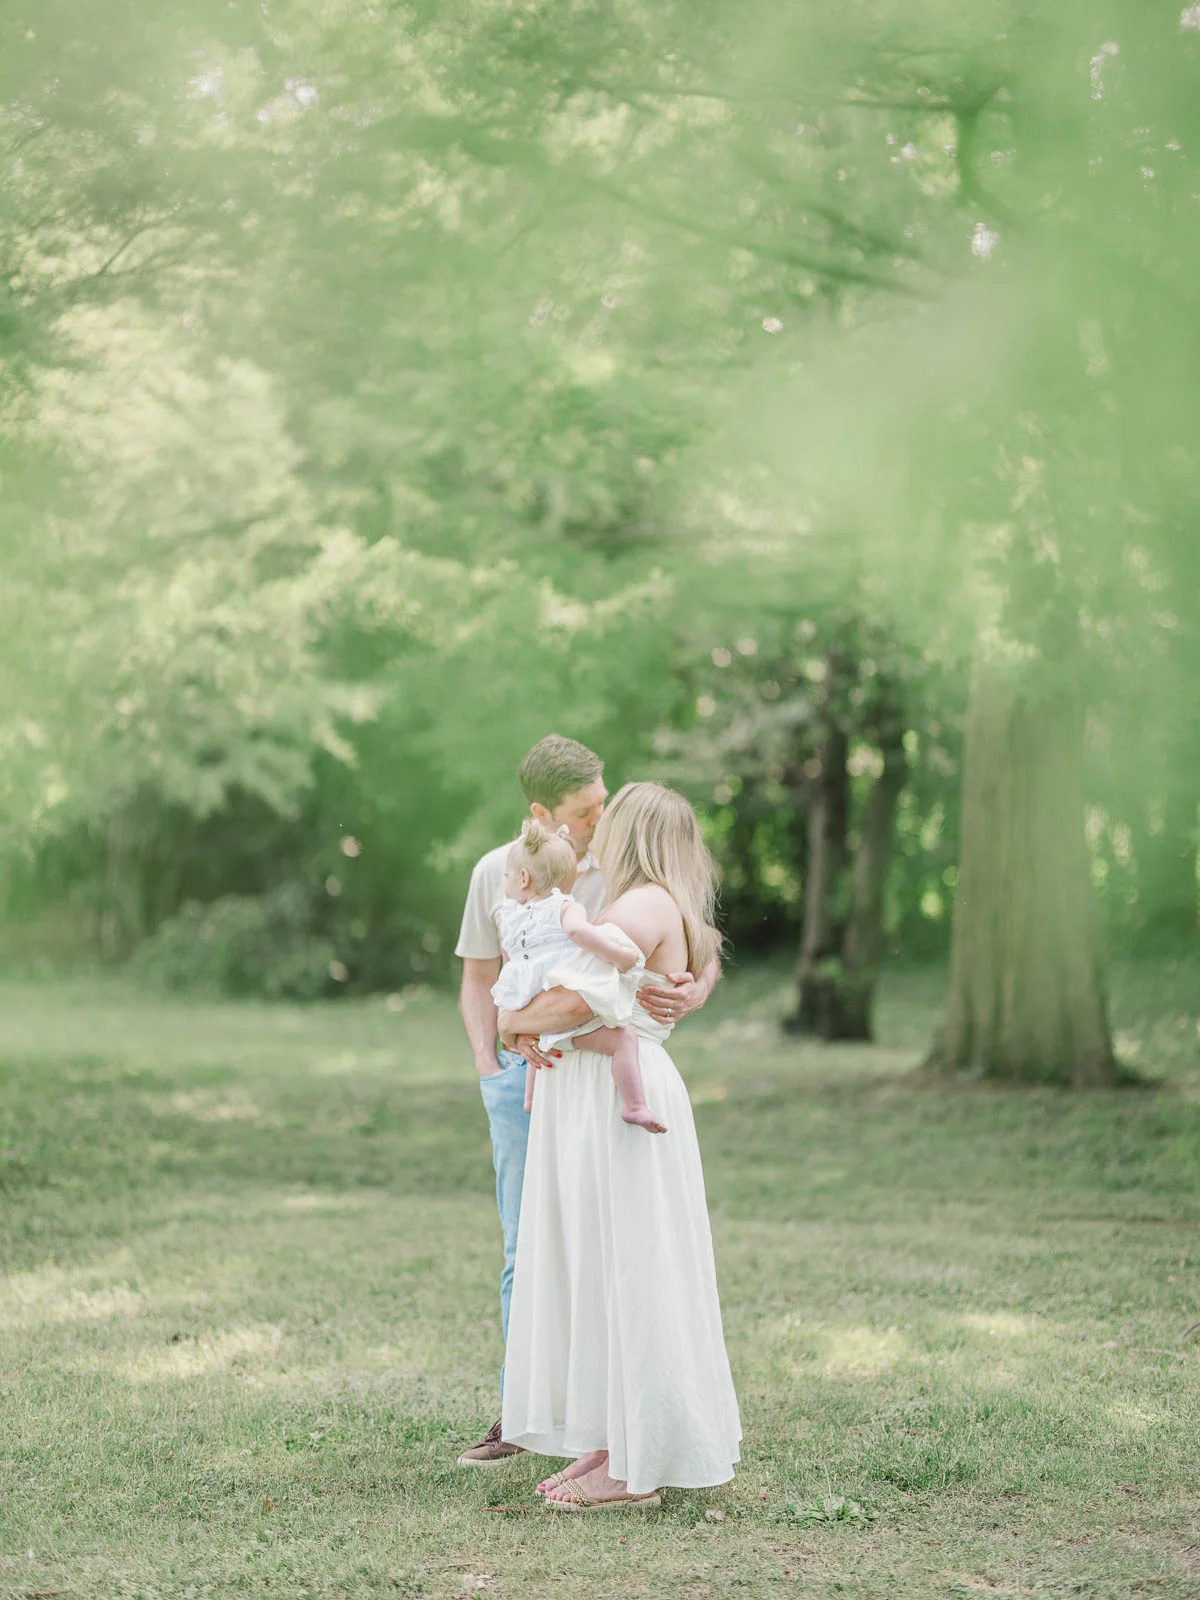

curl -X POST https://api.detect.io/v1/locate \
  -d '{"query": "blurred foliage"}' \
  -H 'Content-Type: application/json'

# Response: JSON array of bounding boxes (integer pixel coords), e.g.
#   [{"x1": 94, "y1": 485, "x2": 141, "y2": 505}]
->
[
  {"x1": 0, "y1": 0, "x2": 1196, "y2": 993},
  {"x1": 133, "y1": 883, "x2": 336, "y2": 1001},
  {"x1": 660, "y1": 608, "x2": 964, "y2": 959}
]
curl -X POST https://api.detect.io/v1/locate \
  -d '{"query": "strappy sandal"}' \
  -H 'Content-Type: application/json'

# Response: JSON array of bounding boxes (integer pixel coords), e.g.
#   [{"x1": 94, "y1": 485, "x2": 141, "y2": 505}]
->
[
  {"x1": 545, "y1": 1478, "x2": 662, "y2": 1512},
  {"x1": 534, "y1": 1470, "x2": 572, "y2": 1497}
]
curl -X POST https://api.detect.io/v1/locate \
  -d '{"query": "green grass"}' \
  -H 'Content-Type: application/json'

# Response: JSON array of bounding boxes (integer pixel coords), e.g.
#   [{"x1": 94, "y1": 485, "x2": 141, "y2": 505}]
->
[{"x1": 1, "y1": 957, "x2": 1199, "y2": 1599}]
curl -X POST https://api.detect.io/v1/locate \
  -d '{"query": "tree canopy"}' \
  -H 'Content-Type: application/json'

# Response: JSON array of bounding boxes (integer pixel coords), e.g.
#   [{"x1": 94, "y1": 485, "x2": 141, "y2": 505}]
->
[{"x1": 1, "y1": 0, "x2": 1196, "y2": 1044}]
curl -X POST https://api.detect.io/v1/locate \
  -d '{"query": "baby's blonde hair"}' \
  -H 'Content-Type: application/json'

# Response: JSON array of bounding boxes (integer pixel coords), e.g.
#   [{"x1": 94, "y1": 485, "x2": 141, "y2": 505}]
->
[
  {"x1": 593, "y1": 781, "x2": 722, "y2": 974},
  {"x1": 508, "y1": 818, "x2": 578, "y2": 896}
]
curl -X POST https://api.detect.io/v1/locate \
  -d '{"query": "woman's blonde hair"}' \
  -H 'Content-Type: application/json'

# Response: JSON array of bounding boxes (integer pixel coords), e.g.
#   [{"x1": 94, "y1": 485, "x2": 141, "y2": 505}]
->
[
  {"x1": 593, "y1": 782, "x2": 722, "y2": 974},
  {"x1": 508, "y1": 818, "x2": 578, "y2": 896}
]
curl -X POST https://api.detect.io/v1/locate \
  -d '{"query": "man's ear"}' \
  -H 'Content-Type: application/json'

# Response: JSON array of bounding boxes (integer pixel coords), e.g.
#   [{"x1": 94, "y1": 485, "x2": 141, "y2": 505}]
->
[{"x1": 529, "y1": 802, "x2": 551, "y2": 827}]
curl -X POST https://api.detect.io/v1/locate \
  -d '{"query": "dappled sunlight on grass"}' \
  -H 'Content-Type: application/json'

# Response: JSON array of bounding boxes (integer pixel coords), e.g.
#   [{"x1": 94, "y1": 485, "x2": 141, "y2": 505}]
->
[
  {"x1": 820, "y1": 1323, "x2": 908, "y2": 1380},
  {"x1": 278, "y1": 1190, "x2": 372, "y2": 1213},
  {"x1": 166, "y1": 1089, "x2": 269, "y2": 1123},
  {"x1": 689, "y1": 1080, "x2": 729, "y2": 1104},
  {"x1": 0, "y1": 1271, "x2": 147, "y2": 1330},
  {"x1": 122, "y1": 1323, "x2": 285, "y2": 1383},
  {"x1": 310, "y1": 1048, "x2": 417, "y2": 1077},
  {"x1": 1104, "y1": 1399, "x2": 1169, "y2": 1430},
  {"x1": 957, "y1": 1310, "x2": 1041, "y2": 1339}
]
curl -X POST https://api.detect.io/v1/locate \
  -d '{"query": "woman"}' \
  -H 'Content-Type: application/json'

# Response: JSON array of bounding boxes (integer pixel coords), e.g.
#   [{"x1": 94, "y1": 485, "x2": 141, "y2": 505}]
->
[{"x1": 497, "y1": 781, "x2": 741, "y2": 1510}]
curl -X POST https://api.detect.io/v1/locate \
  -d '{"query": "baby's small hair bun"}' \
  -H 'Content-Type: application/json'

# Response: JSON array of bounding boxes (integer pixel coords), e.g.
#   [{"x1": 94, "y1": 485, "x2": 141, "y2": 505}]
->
[
  {"x1": 520, "y1": 816, "x2": 545, "y2": 852},
  {"x1": 512, "y1": 815, "x2": 576, "y2": 894}
]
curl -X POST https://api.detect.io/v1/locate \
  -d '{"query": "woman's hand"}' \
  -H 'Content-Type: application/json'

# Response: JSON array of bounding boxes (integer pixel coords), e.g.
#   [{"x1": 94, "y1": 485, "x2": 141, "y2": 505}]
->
[
  {"x1": 498, "y1": 1011, "x2": 561, "y2": 1070},
  {"x1": 517, "y1": 1034, "x2": 560, "y2": 1070}
]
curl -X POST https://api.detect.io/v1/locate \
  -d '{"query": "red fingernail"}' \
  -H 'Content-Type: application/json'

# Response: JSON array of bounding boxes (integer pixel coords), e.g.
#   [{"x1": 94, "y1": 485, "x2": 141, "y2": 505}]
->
[{"x1": 553, "y1": 1050, "x2": 562, "y2": 1058}]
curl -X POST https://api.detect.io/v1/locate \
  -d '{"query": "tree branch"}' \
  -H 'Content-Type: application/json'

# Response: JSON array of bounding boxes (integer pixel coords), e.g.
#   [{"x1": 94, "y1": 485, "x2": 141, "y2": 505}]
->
[
  {"x1": 371, "y1": 110, "x2": 930, "y2": 296},
  {"x1": 580, "y1": 73, "x2": 964, "y2": 116},
  {"x1": 89, "y1": 220, "x2": 155, "y2": 282},
  {"x1": 584, "y1": 173, "x2": 930, "y2": 297}
]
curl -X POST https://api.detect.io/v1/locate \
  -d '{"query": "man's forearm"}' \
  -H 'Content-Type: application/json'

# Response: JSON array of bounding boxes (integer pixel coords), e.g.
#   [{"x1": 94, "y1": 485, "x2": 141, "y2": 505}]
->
[
  {"x1": 460, "y1": 975, "x2": 502, "y2": 1074},
  {"x1": 698, "y1": 955, "x2": 722, "y2": 1001},
  {"x1": 501, "y1": 986, "x2": 593, "y2": 1036}
]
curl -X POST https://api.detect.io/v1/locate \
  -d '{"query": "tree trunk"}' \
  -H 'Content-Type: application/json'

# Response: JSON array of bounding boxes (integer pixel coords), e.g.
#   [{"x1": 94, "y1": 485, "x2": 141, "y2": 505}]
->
[
  {"x1": 99, "y1": 809, "x2": 143, "y2": 961},
  {"x1": 1135, "y1": 693, "x2": 1200, "y2": 945},
  {"x1": 837, "y1": 711, "x2": 908, "y2": 1039},
  {"x1": 787, "y1": 650, "x2": 850, "y2": 1036},
  {"x1": 928, "y1": 659, "x2": 1116, "y2": 1085}
]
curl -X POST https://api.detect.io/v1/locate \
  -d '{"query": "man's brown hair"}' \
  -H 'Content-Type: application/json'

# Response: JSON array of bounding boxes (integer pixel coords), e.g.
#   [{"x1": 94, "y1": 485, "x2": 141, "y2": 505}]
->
[{"x1": 518, "y1": 734, "x2": 604, "y2": 812}]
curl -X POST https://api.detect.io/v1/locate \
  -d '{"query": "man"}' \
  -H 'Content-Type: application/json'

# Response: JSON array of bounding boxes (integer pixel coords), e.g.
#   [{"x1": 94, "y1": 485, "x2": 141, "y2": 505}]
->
[{"x1": 454, "y1": 734, "x2": 719, "y2": 1465}]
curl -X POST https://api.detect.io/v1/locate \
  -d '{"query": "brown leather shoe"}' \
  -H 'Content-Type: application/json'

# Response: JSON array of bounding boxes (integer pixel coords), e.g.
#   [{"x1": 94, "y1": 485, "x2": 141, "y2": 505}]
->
[{"x1": 456, "y1": 1418, "x2": 525, "y2": 1467}]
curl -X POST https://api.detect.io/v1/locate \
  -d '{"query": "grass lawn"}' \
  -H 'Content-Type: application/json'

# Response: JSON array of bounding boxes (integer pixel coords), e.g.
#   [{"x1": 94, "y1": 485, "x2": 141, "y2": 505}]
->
[{"x1": 2, "y1": 958, "x2": 1200, "y2": 1599}]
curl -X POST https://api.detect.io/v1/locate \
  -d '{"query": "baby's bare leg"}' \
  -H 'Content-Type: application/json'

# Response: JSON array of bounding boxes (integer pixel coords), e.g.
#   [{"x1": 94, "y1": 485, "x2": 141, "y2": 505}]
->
[
  {"x1": 584, "y1": 1024, "x2": 666, "y2": 1135},
  {"x1": 524, "y1": 1060, "x2": 536, "y2": 1115}
]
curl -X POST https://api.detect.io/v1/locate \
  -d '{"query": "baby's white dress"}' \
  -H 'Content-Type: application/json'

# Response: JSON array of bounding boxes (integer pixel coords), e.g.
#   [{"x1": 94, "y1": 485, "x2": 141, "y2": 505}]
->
[
  {"x1": 490, "y1": 889, "x2": 647, "y2": 1050},
  {"x1": 491, "y1": 889, "x2": 578, "y2": 1012}
]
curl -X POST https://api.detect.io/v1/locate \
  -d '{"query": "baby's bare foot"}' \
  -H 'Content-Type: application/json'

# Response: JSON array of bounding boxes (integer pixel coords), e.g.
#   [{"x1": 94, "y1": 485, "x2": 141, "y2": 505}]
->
[{"x1": 622, "y1": 1105, "x2": 667, "y2": 1134}]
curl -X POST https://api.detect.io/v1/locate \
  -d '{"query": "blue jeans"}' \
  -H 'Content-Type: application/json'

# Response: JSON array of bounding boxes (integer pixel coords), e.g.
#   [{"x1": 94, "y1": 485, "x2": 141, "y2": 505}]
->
[{"x1": 478, "y1": 1047, "x2": 530, "y2": 1391}]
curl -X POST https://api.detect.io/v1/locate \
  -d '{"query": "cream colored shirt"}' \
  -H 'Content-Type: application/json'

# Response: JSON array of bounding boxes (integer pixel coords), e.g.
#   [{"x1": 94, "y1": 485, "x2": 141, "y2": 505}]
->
[{"x1": 455, "y1": 841, "x2": 607, "y2": 961}]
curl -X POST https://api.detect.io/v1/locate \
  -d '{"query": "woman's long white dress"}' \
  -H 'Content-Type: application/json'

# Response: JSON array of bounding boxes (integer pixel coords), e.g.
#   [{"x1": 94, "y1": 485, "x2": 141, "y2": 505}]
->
[{"x1": 500, "y1": 947, "x2": 742, "y2": 1495}]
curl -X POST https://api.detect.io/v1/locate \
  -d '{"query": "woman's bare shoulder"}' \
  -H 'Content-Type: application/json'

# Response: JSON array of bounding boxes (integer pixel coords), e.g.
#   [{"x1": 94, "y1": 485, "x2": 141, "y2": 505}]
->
[
  {"x1": 604, "y1": 884, "x2": 681, "y2": 954},
  {"x1": 608, "y1": 883, "x2": 678, "y2": 915}
]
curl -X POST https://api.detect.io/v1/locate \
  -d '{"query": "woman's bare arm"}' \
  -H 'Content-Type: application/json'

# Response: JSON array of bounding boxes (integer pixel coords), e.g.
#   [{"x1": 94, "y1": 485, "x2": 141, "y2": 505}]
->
[{"x1": 603, "y1": 886, "x2": 679, "y2": 975}]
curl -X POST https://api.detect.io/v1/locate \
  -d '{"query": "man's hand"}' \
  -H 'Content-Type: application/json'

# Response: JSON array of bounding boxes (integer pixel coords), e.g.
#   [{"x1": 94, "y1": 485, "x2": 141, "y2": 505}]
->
[
  {"x1": 461, "y1": 957, "x2": 505, "y2": 1078},
  {"x1": 638, "y1": 971, "x2": 705, "y2": 1025}
]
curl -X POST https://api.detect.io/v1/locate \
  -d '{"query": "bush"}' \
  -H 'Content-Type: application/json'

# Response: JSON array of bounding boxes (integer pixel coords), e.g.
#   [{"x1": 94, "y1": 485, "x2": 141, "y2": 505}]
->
[{"x1": 132, "y1": 884, "x2": 337, "y2": 1000}]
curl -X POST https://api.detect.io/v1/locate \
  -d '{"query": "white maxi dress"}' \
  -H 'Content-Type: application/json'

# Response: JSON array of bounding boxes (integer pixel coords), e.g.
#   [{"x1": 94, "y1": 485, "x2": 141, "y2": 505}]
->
[{"x1": 501, "y1": 931, "x2": 742, "y2": 1494}]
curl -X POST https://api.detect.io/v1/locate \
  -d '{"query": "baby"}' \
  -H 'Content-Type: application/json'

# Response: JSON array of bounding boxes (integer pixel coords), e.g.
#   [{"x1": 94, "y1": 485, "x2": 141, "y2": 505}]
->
[{"x1": 491, "y1": 819, "x2": 666, "y2": 1134}]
